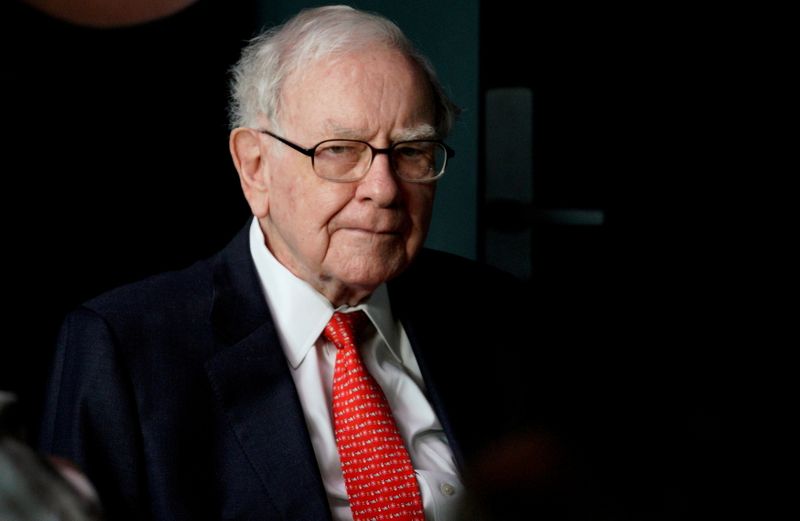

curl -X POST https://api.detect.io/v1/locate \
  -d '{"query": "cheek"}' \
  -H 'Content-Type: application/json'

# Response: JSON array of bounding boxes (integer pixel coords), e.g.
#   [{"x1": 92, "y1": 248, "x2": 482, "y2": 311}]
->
[
  {"x1": 310, "y1": 185, "x2": 355, "y2": 228},
  {"x1": 280, "y1": 179, "x2": 353, "y2": 241}
]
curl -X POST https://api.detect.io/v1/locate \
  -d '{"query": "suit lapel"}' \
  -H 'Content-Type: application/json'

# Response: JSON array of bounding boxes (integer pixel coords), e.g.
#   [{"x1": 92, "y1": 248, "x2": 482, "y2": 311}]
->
[
  {"x1": 388, "y1": 266, "x2": 469, "y2": 471},
  {"x1": 204, "y1": 224, "x2": 331, "y2": 520},
  {"x1": 395, "y1": 309, "x2": 467, "y2": 471},
  {"x1": 388, "y1": 249, "x2": 510, "y2": 471}
]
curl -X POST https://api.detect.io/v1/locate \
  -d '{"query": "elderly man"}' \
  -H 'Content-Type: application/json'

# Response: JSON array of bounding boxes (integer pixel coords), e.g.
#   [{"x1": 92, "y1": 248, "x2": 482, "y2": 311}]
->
[{"x1": 39, "y1": 6, "x2": 533, "y2": 521}]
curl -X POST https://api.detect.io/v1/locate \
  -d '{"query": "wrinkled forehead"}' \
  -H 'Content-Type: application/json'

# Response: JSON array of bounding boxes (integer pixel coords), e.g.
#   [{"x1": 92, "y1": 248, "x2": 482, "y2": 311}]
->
[
  {"x1": 276, "y1": 47, "x2": 435, "y2": 135},
  {"x1": 320, "y1": 120, "x2": 437, "y2": 141}
]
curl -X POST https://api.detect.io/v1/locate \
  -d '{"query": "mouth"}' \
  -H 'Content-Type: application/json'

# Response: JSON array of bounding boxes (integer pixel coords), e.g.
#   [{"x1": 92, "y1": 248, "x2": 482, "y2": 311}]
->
[{"x1": 339, "y1": 227, "x2": 402, "y2": 236}]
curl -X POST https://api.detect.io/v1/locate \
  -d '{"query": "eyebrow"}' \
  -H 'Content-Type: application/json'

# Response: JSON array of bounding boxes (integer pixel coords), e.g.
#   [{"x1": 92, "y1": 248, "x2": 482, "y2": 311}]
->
[
  {"x1": 323, "y1": 121, "x2": 438, "y2": 142},
  {"x1": 393, "y1": 124, "x2": 437, "y2": 141}
]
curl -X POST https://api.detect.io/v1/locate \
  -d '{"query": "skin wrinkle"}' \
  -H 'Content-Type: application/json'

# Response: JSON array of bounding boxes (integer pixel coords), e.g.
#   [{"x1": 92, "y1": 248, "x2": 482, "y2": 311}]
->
[
  {"x1": 321, "y1": 121, "x2": 438, "y2": 143},
  {"x1": 233, "y1": 47, "x2": 437, "y2": 307}
]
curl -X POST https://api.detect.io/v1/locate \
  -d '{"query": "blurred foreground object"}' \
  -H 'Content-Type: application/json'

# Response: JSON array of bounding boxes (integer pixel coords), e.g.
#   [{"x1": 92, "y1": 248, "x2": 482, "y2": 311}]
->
[
  {"x1": 22, "y1": 0, "x2": 198, "y2": 27},
  {"x1": 1, "y1": 391, "x2": 102, "y2": 521}
]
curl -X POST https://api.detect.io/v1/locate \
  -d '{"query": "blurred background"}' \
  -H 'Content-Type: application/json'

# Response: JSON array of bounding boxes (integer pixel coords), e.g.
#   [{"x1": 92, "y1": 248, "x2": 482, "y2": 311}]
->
[{"x1": 1, "y1": 0, "x2": 743, "y2": 518}]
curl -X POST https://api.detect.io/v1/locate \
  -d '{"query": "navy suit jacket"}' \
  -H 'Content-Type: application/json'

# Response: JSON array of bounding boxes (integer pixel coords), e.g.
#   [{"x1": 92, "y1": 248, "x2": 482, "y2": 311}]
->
[{"x1": 39, "y1": 224, "x2": 534, "y2": 520}]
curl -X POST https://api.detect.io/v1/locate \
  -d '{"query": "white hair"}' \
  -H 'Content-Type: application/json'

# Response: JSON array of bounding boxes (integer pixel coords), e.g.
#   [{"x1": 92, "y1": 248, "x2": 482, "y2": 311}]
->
[{"x1": 228, "y1": 5, "x2": 460, "y2": 136}]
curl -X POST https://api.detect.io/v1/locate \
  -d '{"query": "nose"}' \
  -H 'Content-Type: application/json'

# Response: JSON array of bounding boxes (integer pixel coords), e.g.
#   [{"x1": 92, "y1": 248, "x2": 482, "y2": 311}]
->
[{"x1": 355, "y1": 152, "x2": 400, "y2": 207}]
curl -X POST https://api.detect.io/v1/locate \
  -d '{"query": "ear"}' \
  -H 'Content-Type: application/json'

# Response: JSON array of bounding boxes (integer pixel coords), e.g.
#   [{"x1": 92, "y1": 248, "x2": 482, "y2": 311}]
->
[{"x1": 230, "y1": 127, "x2": 270, "y2": 217}]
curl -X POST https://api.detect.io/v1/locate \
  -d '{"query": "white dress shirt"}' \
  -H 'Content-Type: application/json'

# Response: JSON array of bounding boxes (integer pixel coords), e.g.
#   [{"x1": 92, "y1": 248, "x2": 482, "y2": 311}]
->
[{"x1": 248, "y1": 218, "x2": 464, "y2": 520}]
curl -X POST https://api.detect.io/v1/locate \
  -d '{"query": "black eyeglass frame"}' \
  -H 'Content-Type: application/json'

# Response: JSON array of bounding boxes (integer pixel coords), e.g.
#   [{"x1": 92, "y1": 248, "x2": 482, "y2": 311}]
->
[{"x1": 258, "y1": 129, "x2": 455, "y2": 183}]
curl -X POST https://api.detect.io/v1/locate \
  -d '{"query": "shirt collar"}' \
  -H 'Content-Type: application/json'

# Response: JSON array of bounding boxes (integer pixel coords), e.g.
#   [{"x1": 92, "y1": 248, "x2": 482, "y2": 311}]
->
[
  {"x1": 347, "y1": 285, "x2": 403, "y2": 366},
  {"x1": 248, "y1": 218, "x2": 403, "y2": 368}
]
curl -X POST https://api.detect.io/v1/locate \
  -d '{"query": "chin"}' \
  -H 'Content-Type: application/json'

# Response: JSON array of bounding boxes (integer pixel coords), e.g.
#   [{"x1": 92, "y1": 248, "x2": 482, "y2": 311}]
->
[{"x1": 338, "y1": 253, "x2": 408, "y2": 288}]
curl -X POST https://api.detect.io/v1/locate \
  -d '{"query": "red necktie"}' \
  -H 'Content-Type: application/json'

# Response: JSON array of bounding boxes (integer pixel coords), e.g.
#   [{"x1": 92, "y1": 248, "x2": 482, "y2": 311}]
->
[{"x1": 324, "y1": 311, "x2": 425, "y2": 521}]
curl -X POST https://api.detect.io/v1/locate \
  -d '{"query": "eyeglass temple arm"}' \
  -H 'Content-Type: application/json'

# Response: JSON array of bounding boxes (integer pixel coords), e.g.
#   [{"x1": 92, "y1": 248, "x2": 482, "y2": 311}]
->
[{"x1": 259, "y1": 130, "x2": 315, "y2": 157}]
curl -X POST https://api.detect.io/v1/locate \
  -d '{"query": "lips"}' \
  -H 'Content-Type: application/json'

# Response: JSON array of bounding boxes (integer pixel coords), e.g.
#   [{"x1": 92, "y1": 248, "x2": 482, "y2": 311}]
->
[
  {"x1": 338, "y1": 226, "x2": 402, "y2": 235},
  {"x1": 333, "y1": 215, "x2": 408, "y2": 236}
]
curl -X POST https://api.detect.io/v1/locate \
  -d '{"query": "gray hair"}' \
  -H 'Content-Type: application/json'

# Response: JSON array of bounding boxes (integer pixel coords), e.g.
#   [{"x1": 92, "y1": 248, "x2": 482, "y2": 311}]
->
[{"x1": 228, "y1": 5, "x2": 460, "y2": 136}]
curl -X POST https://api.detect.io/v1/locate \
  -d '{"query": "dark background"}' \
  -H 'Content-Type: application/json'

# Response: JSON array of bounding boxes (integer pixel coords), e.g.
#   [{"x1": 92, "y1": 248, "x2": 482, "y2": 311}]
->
[
  {"x1": 480, "y1": 4, "x2": 732, "y2": 519},
  {"x1": 1, "y1": 0, "x2": 257, "y2": 429},
  {"x1": 1, "y1": 0, "x2": 748, "y2": 518}
]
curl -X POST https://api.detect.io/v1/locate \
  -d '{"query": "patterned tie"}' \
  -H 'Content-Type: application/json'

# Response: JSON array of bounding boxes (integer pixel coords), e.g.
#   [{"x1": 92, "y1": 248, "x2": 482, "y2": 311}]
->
[{"x1": 324, "y1": 311, "x2": 425, "y2": 521}]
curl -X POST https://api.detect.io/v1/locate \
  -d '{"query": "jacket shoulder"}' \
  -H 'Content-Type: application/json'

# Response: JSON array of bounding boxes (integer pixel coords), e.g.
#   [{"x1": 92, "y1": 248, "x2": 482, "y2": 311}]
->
[
  {"x1": 82, "y1": 257, "x2": 214, "y2": 326},
  {"x1": 397, "y1": 248, "x2": 526, "y2": 302}
]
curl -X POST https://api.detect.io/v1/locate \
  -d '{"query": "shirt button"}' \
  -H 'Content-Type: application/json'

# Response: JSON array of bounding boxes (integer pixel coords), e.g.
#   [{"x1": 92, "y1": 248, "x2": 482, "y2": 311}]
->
[{"x1": 440, "y1": 482, "x2": 456, "y2": 496}]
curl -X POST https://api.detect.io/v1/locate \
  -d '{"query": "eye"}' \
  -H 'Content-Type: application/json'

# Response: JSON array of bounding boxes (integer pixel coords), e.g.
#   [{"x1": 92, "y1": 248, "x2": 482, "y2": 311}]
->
[
  {"x1": 316, "y1": 142, "x2": 364, "y2": 161},
  {"x1": 395, "y1": 143, "x2": 436, "y2": 162},
  {"x1": 319, "y1": 145, "x2": 353, "y2": 155}
]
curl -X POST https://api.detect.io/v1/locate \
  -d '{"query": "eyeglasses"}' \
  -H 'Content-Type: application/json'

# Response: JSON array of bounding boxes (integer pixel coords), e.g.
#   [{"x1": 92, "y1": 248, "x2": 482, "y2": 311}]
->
[{"x1": 258, "y1": 130, "x2": 454, "y2": 183}]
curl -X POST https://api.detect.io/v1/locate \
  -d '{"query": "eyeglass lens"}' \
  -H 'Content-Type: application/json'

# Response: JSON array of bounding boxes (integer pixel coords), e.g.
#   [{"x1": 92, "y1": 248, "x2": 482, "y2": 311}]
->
[{"x1": 313, "y1": 141, "x2": 446, "y2": 181}]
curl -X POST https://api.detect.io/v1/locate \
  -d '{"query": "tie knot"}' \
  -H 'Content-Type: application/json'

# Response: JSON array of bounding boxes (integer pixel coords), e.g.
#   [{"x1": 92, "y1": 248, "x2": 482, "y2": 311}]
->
[{"x1": 324, "y1": 311, "x2": 367, "y2": 350}]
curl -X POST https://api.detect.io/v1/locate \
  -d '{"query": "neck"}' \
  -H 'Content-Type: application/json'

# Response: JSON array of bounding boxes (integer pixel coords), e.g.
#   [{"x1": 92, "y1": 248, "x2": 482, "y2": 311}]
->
[
  {"x1": 258, "y1": 218, "x2": 379, "y2": 307},
  {"x1": 315, "y1": 277, "x2": 374, "y2": 308}
]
